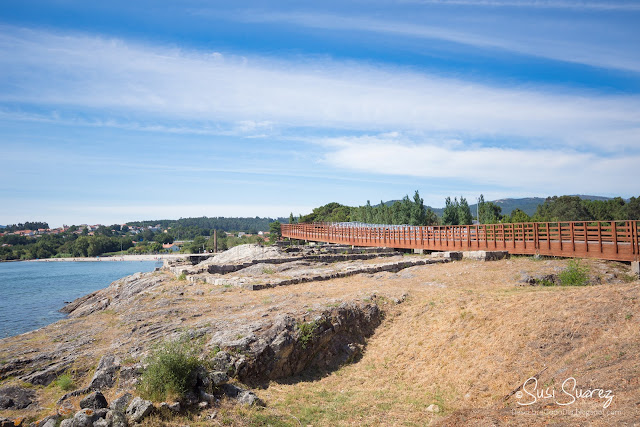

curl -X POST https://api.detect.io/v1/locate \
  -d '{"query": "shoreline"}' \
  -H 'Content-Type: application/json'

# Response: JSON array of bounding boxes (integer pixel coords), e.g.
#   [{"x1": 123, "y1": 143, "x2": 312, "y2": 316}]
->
[{"x1": 26, "y1": 254, "x2": 189, "y2": 262}]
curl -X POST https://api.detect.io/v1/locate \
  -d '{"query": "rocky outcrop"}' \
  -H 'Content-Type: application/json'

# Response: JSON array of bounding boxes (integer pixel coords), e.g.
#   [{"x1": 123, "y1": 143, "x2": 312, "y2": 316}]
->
[
  {"x1": 0, "y1": 385, "x2": 36, "y2": 409},
  {"x1": 206, "y1": 301, "x2": 383, "y2": 385}
]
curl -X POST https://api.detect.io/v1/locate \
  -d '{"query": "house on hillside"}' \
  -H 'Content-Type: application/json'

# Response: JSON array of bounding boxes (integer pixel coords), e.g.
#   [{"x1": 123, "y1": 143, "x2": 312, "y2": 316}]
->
[{"x1": 163, "y1": 243, "x2": 180, "y2": 252}]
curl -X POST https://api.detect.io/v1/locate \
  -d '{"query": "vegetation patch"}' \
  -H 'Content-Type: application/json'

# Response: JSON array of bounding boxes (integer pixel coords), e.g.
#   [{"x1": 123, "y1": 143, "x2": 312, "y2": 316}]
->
[
  {"x1": 296, "y1": 320, "x2": 317, "y2": 349},
  {"x1": 138, "y1": 336, "x2": 203, "y2": 402},
  {"x1": 54, "y1": 373, "x2": 73, "y2": 391},
  {"x1": 559, "y1": 259, "x2": 590, "y2": 286}
]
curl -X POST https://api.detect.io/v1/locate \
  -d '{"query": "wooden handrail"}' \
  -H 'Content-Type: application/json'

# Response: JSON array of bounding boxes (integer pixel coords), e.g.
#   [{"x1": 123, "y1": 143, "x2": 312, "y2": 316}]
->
[{"x1": 281, "y1": 220, "x2": 640, "y2": 262}]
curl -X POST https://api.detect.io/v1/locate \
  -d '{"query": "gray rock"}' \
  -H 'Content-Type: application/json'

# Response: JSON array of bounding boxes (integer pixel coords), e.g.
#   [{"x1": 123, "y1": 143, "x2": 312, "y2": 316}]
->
[
  {"x1": 105, "y1": 411, "x2": 127, "y2": 427},
  {"x1": 80, "y1": 391, "x2": 108, "y2": 409},
  {"x1": 209, "y1": 351, "x2": 234, "y2": 374},
  {"x1": 59, "y1": 419, "x2": 74, "y2": 427},
  {"x1": 73, "y1": 409, "x2": 94, "y2": 427},
  {"x1": 237, "y1": 391, "x2": 265, "y2": 407},
  {"x1": 0, "y1": 385, "x2": 36, "y2": 409},
  {"x1": 209, "y1": 371, "x2": 229, "y2": 387},
  {"x1": 0, "y1": 418, "x2": 15, "y2": 427},
  {"x1": 109, "y1": 393, "x2": 132, "y2": 412},
  {"x1": 92, "y1": 419, "x2": 108, "y2": 427},
  {"x1": 89, "y1": 355, "x2": 120, "y2": 390},
  {"x1": 41, "y1": 419, "x2": 57, "y2": 427},
  {"x1": 126, "y1": 397, "x2": 154, "y2": 424}
]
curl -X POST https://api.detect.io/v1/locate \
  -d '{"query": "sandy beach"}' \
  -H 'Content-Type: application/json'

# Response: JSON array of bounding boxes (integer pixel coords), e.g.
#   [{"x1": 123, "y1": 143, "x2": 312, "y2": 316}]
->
[{"x1": 28, "y1": 254, "x2": 190, "y2": 262}]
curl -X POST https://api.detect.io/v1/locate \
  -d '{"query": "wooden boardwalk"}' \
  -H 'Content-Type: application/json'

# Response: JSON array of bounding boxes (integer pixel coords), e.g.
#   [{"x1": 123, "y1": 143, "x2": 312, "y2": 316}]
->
[{"x1": 281, "y1": 221, "x2": 640, "y2": 262}]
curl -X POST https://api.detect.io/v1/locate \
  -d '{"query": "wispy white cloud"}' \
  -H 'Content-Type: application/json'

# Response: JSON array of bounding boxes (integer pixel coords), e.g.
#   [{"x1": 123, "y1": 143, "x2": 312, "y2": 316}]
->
[
  {"x1": 1, "y1": 26, "x2": 639, "y2": 154},
  {"x1": 233, "y1": 10, "x2": 640, "y2": 72},
  {"x1": 320, "y1": 133, "x2": 640, "y2": 195}
]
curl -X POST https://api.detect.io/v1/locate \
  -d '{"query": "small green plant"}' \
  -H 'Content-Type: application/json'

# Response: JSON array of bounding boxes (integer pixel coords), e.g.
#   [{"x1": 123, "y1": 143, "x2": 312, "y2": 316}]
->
[
  {"x1": 138, "y1": 336, "x2": 202, "y2": 402},
  {"x1": 559, "y1": 260, "x2": 590, "y2": 286},
  {"x1": 262, "y1": 267, "x2": 275, "y2": 274},
  {"x1": 55, "y1": 373, "x2": 73, "y2": 391},
  {"x1": 539, "y1": 278, "x2": 555, "y2": 287},
  {"x1": 296, "y1": 320, "x2": 317, "y2": 349},
  {"x1": 625, "y1": 313, "x2": 633, "y2": 320},
  {"x1": 178, "y1": 273, "x2": 187, "y2": 281}
]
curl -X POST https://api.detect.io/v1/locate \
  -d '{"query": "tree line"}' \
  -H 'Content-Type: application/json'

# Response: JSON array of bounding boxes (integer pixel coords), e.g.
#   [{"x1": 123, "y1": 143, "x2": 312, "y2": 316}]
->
[{"x1": 290, "y1": 193, "x2": 640, "y2": 227}]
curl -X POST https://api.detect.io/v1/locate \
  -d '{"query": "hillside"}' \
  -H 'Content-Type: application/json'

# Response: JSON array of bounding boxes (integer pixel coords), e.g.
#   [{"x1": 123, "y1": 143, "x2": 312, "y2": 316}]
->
[{"x1": 1, "y1": 246, "x2": 638, "y2": 426}]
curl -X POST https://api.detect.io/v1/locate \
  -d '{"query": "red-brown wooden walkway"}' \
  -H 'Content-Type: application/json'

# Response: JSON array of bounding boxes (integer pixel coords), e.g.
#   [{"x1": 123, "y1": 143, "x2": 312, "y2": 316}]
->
[{"x1": 281, "y1": 221, "x2": 640, "y2": 262}]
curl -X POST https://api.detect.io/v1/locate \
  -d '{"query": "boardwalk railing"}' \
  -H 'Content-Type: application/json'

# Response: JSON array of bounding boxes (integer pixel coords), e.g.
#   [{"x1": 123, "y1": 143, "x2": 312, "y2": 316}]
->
[{"x1": 281, "y1": 221, "x2": 640, "y2": 262}]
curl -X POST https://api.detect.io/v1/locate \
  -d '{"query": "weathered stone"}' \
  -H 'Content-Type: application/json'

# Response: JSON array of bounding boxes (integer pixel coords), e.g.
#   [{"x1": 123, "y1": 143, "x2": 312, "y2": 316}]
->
[
  {"x1": 0, "y1": 386, "x2": 35, "y2": 410},
  {"x1": 426, "y1": 404, "x2": 440, "y2": 413},
  {"x1": 237, "y1": 391, "x2": 265, "y2": 407},
  {"x1": 109, "y1": 393, "x2": 132, "y2": 413},
  {"x1": 72, "y1": 409, "x2": 95, "y2": 427},
  {"x1": 59, "y1": 419, "x2": 73, "y2": 427},
  {"x1": 209, "y1": 371, "x2": 229, "y2": 387},
  {"x1": 632, "y1": 261, "x2": 640, "y2": 278},
  {"x1": 209, "y1": 351, "x2": 234, "y2": 374},
  {"x1": 89, "y1": 355, "x2": 120, "y2": 390},
  {"x1": 105, "y1": 410, "x2": 127, "y2": 427},
  {"x1": 0, "y1": 417, "x2": 16, "y2": 427},
  {"x1": 125, "y1": 397, "x2": 154, "y2": 424},
  {"x1": 41, "y1": 419, "x2": 57, "y2": 427},
  {"x1": 80, "y1": 391, "x2": 108, "y2": 410},
  {"x1": 92, "y1": 419, "x2": 108, "y2": 427}
]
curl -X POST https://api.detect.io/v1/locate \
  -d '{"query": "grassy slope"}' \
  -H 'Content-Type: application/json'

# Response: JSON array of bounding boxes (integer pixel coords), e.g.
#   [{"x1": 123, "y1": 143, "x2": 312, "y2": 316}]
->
[{"x1": 231, "y1": 258, "x2": 639, "y2": 426}]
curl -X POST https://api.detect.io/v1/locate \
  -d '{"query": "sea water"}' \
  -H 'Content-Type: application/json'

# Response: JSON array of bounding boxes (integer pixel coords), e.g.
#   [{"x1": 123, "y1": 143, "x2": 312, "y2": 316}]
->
[{"x1": 0, "y1": 260, "x2": 161, "y2": 338}]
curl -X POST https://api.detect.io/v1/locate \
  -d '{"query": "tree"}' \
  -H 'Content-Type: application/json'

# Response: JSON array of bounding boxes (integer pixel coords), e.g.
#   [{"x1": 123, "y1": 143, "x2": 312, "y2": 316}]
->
[
  {"x1": 289, "y1": 213, "x2": 296, "y2": 224},
  {"x1": 458, "y1": 196, "x2": 473, "y2": 225},
  {"x1": 410, "y1": 190, "x2": 427, "y2": 226},
  {"x1": 442, "y1": 197, "x2": 459, "y2": 225},
  {"x1": 269, "y1": 221, "x2": 282, "y2": 241},
  {"x1": 508, "y1": 208, "x2": 531, "y2": 223},
  {"x1": 155, "y1": 233, "x2": 174, "y2": 244},
  {"x1": 478, "y1": 194, "x2": 502, "y2": 224}
]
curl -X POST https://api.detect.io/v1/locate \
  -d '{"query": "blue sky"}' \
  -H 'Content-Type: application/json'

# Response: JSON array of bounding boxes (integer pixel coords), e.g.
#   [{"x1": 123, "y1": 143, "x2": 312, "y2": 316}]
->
[{"x1": 1, "y1": 0, "x2": 639, "y2": 227}]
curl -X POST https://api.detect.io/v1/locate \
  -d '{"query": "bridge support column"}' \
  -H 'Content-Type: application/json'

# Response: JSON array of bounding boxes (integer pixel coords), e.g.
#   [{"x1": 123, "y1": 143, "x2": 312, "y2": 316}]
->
[{"x1": 632, "y1": 261, "x2": 640, "y2": 278}]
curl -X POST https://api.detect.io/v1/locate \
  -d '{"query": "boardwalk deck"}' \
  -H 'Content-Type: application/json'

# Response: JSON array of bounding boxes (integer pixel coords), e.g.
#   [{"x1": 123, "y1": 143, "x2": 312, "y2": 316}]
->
[{"x1": 281, "y1": 221, "x2": 640, "y2": 262}]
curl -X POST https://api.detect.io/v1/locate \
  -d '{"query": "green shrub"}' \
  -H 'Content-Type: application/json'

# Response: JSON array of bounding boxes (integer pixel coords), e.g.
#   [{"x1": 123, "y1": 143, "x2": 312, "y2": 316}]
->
[
  {"x1": 178, "y1": 273, "x2": 187, "y2": 281},
  {"x1": 297, "y1": 321, "x2": 317, "y2": 349},
  {"x1": 138, "y1": 337, "x2": 202, "y2": 402},
  {"x1": 55, "y1": 373, "x2": 73, "y2": 391},
  {"x1": 559, "y1": 260, "x2": 590, "y2": 286}
]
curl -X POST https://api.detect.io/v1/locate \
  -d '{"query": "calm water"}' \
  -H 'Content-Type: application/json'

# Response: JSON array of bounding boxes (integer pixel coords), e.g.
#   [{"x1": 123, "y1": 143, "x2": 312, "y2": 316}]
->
[{"x1": 0, "y1": 261, "x2": 161, "y2": 338}]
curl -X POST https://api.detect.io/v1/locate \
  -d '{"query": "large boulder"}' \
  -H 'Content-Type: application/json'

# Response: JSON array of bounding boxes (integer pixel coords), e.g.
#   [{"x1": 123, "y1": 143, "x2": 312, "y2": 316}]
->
[{"x1": 80, "y1": 391, "x2": 108, "y2": 409}]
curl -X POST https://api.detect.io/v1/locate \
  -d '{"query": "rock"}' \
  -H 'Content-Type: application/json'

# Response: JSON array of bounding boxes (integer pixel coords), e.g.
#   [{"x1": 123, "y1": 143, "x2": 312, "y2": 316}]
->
[
  {"x1": 73, "y1": 409, "x2": 94, "y2": 427},
  {"x1": 209, "y1": 351, "x2": 234, "y2": 375},
  {"x1": 80, "y1": 391, "x2": 108, "y2": 409},
  {"x1": 59, "y1": 419, "x2": 73, "y2": 427},
  {"x1": 92, "y1": 419, "x2": 108, "y2": 427},
  {"x1": 209, "y1": 371, "x2": 229, "y2": 387},
  {"x1": 426, "y1": 404, "x2": 440, "y2": 413},
  {"x1": 126, "y1": 397, "x2": 154, "y2": 424},
  {"x1": 105, "y1": 410, "x2": 127, "y2": 427},
  {"x1": 0, "y1": 418, "x2": 14, "y2": 427},
  {"x1": 109, "y1": 393, "x2": 132, "y2": 413},
  {"x1": 220, "y1": 383, "x2": 243, "y2": 398},
  {"x1": 89, "y1": 355, "x2": 120, "y2": 390},
  {"x1": 0, "y1": 385, "x2": 36, "y2": 408},
  {"x1": 237, "y1": 391, "x2": 265, "y2": 407}
]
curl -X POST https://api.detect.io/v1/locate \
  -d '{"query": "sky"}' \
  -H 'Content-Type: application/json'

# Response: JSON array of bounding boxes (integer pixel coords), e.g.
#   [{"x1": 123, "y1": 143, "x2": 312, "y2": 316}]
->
[{"x1": 1, "y1": 0, "x2": 639, "y2": 227}]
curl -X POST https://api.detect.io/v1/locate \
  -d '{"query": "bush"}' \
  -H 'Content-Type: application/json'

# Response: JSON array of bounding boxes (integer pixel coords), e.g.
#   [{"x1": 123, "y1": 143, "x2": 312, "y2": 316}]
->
[
  {"x1": 296, "y1": 321, "x2": 317, "y2": 349},
  {"x1": 559, "y1": 259, "x2": 590, "y2": 286},
  {"x1": 55, "y1": 373, "x2": 73, "y2": 391},
  {"x1": 138, "y1": 337, "x2": 202, "y2": 402}
]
